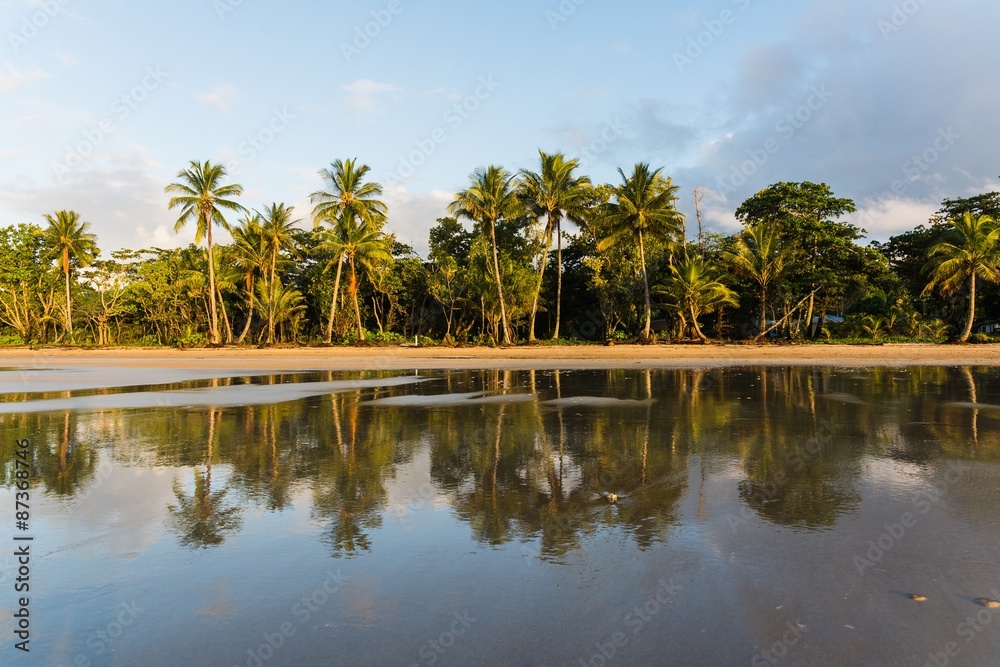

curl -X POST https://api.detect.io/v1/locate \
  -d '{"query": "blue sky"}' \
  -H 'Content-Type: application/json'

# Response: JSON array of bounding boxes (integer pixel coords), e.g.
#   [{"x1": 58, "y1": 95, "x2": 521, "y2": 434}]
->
[{"x1": 1, "y1": 0, "x2": 997, "y2": 256}]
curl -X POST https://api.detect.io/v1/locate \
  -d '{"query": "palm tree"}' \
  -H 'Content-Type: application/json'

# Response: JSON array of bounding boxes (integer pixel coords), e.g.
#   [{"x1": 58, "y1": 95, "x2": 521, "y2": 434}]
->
[
  {"x1": 258, "y1": 203, "x2": 301, "y2": 344},
  {"x1": 324, "y1": 216, "x2": 393, "y2": 342},
  {"x1": 924, "y1": 212, "x2": 1000, "y2": 342},
  {"x1": 311, "y1": 159, "x2": 387, "y2": 343},
  {"x1": 41, "y1": 210, "x2": 98, "y2": 343},
  {"x1": 721, "y1": 220, "x2": 791, "y2": 337},
  {"x1": 314, "y1": 213, "x2": 351, "y2": 344},
  {"x1": 165, "y1": 160, "x2": 245, "y2": 345},
  {"x1": 449, "y1": 166, "x2": 524, "y2": 346},
  {"x1": 658, "y1": 256, "x2": 738, "y2": 342},
  {"x1": 230, "y1": 214, "x2": 268, "y2": 344},
  {"x1": 253, "y1": 280, "x2": 306, "y2": 344},
  {"x1": 258, "y1": 203, "x2": 301, "y2": 289},
  {"x1": 596, "y1": 164, "x2": 684, "y2": 341},
  {"x1": 311, "y1": 159, "x2": 388, "y2": 228},
  {"x1": 519, "y1": 151, "x2": 593, "y2": 341}
]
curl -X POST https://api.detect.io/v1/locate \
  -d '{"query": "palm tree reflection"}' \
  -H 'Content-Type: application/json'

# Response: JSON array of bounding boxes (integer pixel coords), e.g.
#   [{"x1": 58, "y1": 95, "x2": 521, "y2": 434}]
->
[{"x1": 167, "y1": 408, "x2": 243, "y2": 549}]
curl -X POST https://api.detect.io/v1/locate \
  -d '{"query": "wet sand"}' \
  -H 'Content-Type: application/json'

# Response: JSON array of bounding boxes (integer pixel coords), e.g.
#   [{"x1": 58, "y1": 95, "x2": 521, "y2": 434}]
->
[{"x1": 1, "y1": 343, "x2": 999, "y2": 373}]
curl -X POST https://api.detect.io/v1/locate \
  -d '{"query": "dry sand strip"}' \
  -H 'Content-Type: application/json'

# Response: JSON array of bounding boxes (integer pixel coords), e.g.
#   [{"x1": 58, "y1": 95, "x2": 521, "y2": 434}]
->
[{"x1": 1, "y1": 343, "x2": 1000, "y2": 372}]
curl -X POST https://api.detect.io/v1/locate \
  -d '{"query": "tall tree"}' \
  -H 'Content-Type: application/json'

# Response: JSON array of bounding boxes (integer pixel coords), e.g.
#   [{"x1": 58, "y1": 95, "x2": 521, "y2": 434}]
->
[
  {"x1": 721, "y1": 221, "x2": 791, "y2": 336},
  {"x1": 258, "y1": 203, "x2": 301, "y2": 344},
  {"x1": 735, "y1": 182, "x2": 857, "y2": 336},
  {"x1": 41, "y1": 210, "x2": 98, "y2": 343},
  {"x1": 597, "y1": 164, "x2": 684, "y2": 341},
  {"x1": 332, "y1": 216, "x2": 393, "y2": 342},
  {"x1": 230, "y1": 215, "x2": 268, "y2": 344},
  {"x1": 165, "y1": 161, "x2": 245, "y2": 345},
  {"x1": 519, "y1": 151, "x2": 593, "y2": 341},
  {"x1": 449, "y1": 166, "x2": 524, "y2": 346},
  {"x1": 311, "y1": 159, "x2": 387, "y2": 343},
  {"x1": 311, "y1": 159, "x2": 388, "y2": 228},
  {"x1": 924, "y1": 212, "x2": 1000, "y2": 342}
]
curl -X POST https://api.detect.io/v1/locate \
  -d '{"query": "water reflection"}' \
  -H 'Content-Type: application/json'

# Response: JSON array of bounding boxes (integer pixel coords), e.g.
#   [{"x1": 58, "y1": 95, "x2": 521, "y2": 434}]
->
[
  {"x1": 166, "y1": 408, "x2": 243, "y2": 549},
  {"x1": 2, "y1": 366, "x2": 999, "y2": 557}
]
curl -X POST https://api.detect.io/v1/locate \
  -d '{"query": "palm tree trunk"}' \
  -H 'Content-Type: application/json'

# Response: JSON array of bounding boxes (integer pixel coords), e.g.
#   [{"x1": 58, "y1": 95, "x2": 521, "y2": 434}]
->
[
  {"x1": 350, "y1": 258, "x2": 365, "y2": 342},
  {"x1": 206, "y1": 222, "x2": 220, "y2": 345},
  {"x1": 268, "y1": 251, "x2": 278, "y2": 345},
  {"x1": 555, "y1": 218, "x2": 563, "y2": 340},
  {"x1": 690, "y1": 304, "x2": 709, "y2": 342},
  {"x1": 960, "y1": 273, "x2": 977, "y2": 342},
  {"x1": 528, "y1": 218, "x2": 554, "y2": 342},
  {"x1": 218, "y1": 284, "x2": 233, "y2": 344},
  {"x1": 805, "y1": 291, "x2": 817, "y2": 339},
  {"x1": 489, "y1": 218, "x2": 512, "y2": 346},
  {"x1": 759, "y1": 284, "x2": 768, "y2": 336},
  {"x1": 236, "y1": 301, "x2": 254, "y2": 344},
  {"x1": 63, "y1": 250, "x2": 73, "y2": 342},
  {"x1": 638, "y1": 230, "x2": 652, "y2": 341},
  {"x1": 325, "y1": 255, "x2": 344, "y2": 344}
]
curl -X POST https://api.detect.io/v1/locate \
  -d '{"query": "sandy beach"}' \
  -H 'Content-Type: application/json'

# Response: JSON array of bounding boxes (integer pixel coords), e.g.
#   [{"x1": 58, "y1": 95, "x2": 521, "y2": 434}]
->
[{"x1": 1, "y1": 343, "x2": 999, "y2": 372}]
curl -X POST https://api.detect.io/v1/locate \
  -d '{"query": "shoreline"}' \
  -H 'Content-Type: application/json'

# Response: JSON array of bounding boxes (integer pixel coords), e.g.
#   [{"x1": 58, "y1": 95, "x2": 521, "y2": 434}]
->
[{"x1": 1, "y1": 343, "x2": 999, "y2": 371}]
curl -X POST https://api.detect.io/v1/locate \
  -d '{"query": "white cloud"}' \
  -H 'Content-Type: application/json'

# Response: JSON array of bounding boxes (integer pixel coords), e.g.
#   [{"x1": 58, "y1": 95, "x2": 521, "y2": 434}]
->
[
  {"x1": 853, "y1": 197, "x2": 937, "y2": 240},
  {"x1": 196, "y1": 84, "x2": 237, "y2": 113},
  {"x1": 342, "y1": 79, "x2": 403, "y2": 122},
  {"x1": 383, "y1": 185, "x2": 454, "y2": 256},
  {"x1": 0, "y1": 145, "x2": 181, "y2": 254},
  {"x1": 0, "y1": 60, "x2": 48, "y2": 94}
]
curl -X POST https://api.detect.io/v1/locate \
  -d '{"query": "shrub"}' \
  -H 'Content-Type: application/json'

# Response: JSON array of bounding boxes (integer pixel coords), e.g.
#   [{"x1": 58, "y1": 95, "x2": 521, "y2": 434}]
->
[{"x1": 0, "y1": 333, "x2": 25, "y2": 346}]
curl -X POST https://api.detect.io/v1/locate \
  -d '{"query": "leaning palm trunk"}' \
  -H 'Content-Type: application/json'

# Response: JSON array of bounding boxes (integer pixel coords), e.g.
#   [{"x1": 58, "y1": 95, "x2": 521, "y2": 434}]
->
[
  {"x1": 959, "y1": 274, "x2": 976, "y2": 342},
  {"x1": 324, "y1": 254, "x2": 345, "y2": 344},
  {"x1": 218, "y1": 283, "x2": 233, "y2": 344},
  {"x1": 528, "y1": 221, "x2": 555, "y2": 342},
  {"x1": 488, "y1": 220, "x2": 512, "y2": 346},
  {"x1": 236, "y1": 301, "x2": 254, "y2": 344},
  {"x1": 759, "y1": 285, "x2": 768, "y2": 336},
  {"x1": 690, "y1": 304, "x2": 709, "y2": 342}
]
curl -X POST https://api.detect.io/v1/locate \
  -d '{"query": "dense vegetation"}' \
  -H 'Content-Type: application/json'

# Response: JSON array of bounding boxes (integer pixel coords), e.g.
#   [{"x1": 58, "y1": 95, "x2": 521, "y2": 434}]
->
[{"x1": 2, "y1": 154, "x2": 999, "y2": 347}]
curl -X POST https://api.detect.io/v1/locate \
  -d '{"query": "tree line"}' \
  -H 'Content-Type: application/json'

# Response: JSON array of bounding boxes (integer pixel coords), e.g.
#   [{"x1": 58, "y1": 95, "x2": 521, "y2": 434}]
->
[{"x1": 2, "y1": 153, "x2": 999, "y2": 347}]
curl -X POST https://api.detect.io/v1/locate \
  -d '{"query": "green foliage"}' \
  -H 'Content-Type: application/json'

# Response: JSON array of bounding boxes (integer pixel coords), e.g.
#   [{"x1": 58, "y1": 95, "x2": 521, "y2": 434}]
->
[
  {"x1": 175, "y1": 327, "x2": 208, "y2": 349},
  {"x1": 924, "y1": 212, "x2": 1000, "y2": 341},
  {"x1": 2, "y1": 167, "x2": 999, "y2": 349}
]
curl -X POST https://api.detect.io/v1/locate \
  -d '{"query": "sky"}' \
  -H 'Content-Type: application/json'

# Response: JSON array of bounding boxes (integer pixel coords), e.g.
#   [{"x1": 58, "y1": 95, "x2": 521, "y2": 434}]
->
[{"x1": 1, "y1": 0, "x2": 998, "y2": 257}]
